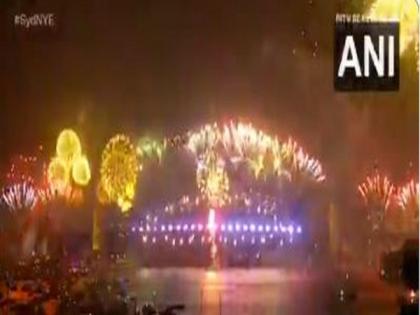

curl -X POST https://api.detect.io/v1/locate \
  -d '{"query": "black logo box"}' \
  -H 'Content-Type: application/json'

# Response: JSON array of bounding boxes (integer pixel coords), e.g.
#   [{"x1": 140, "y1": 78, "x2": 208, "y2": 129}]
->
[{"x1": 334, "y1": 22, "x2": 399, "y2": 91}]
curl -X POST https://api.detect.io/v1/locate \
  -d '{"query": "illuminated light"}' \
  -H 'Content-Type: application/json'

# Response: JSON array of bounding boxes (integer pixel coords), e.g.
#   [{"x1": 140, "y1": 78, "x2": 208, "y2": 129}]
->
[
  {"x1": 274, "y1": 226, "x2": 278, "y2": 232},
  {"x1": 152, "y1": 237, "x2": 156, "y2": 243},
  {"x1": 228, "y1": 224, "x2": 233, "y2": 232},
  {"x1": 223, "y1": 237, "x2": 227, "y2": 244},
  {"x1": 164, "y1": 235, "x2": 169, "y2": 241},
  {"x1": 142, "y1": 236, "x2": 148, "y2": 243},
  {"x1": 258, "y1": 225, "x2": 263, "y2": 232},
  {"x1": 183, "y1": 224, "x2": 188, "y2": 231},
  {"x1": 280, "y1": 225, "x2": 286, "y2": 233},
  {"x1": 288, "y1": 225, "x2": 294, "y2": 234},
  {"x1": 261, "y1": 237, "x2": 266, "y2": 244},
  {"x1": 146, "y1": 224, "x2": 151, "y2": 232},
  {"x1": 176, "y1": 224, "x2": 181, "y2": 231},
  {"x1": 168, "y1": 224, "x2": 173, "y2": 232},
  {"x1": 251, "y1": 237, "x2": 256, "y2": 244},
  {"x1": 265, "y1": 225, "x2": 271, "y2": 232},
  {"x1": 243, "y1": 224, "x2": 248, "y2": 231},
  {"x1": 280, "y1": 239, "x2": 284, "y2": 246},
  {"x1": 56, "y1": 129, "x2": 82, "y2": 162},
  {"x1": 153, "y1": 226, "x2": 157, "y2": 232},
  {"x1": 179, "y1": 238, "x2": 184, "y2": 245},
  {"x1": 72, "y1": 155, "x2": 91, "y2": 186},
  {"x1": 161, "y1": 225, "x2": 166, "y2": 232},
  {"x1": 269, "y1": 234, "x2": 274, "y2": 239},
  {"x1": 297, "y1": 226, "x2": 302, "y2": 234},
  {"x1": 205, "y1": 270, "x2": 218, "y2": 281},
  {"x1": 172, "y1": 239, "x2": 176, "y2": 246},
  {"x1": 221, "y1": 224, "x2": 226, "y2": 232},
  {"x1": 241, "y1": 235, "x2": 245, "y2": 241},
  {"x1": 139, "y1": 227, "x2": 143, "y2": 232},
  {"x1": 250, "y1": 224, "x2": 256, "y2": 232},
  {"x1": 207, "y1": 209, "x2": 216, "y2": 234},
  {"x1": 198, "y1": 224, "x2": 203, "y2": 231},
  {"x1": 131, "y1": 227, "x2": 135, "y2": 232},
  {"x1": 235, "y1": 223, "x2": 241, "y2": 232},
  {"x1": 233, "y1": 239, "x2": 237, "y2": 247},
  {"x1": 201, "y1": 236, "x2": 205, "y2": 243},
  {"x1": 191, "y1": 224, "x2": 196, "y2": 231}
]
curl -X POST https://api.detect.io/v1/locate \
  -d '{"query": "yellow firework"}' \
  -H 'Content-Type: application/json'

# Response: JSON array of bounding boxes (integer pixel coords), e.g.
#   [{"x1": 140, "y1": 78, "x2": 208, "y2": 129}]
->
[
  {"x1": 71, "y1": 155, "x2": 91, "y2": 186},
  {"x1": 100, "y1": 134, "x2": 140, "y2": 213},
  {"x1": 196, "y1": 151, "x2": 229, "y2": 208},
  {"x1": 367, "y1": 0, "x2": 419, "y2": 53},
  {"x1": 47, "y1": 129, "x2": 91, "y2": 203},
  {"x1": 187, "y1": 121, "x2": 285, "y2": 179},
  {"x1": 136, "y1": 136, "x2": 166, "y2": 163},
  {"x1": 47, "y1": 157, "x2": 70, "y2": 195},
  {"x1": 56, "y1": 129, "x2": 82, "y2": 163},
  {"x1": 186, "y1": 121, "x2": 325, "y2": 182}
]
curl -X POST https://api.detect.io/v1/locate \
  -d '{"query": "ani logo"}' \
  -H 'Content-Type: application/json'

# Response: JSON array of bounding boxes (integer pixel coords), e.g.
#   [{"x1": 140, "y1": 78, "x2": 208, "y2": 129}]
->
[{"x1": 334, "y1": 15, "x2": 399, "y2": 91}]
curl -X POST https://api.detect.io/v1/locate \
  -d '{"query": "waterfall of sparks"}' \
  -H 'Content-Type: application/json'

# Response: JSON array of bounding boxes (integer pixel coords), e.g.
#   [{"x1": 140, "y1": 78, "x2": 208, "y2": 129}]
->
[{"x1": 207, "y1": 208, "x2": 218, "y2": 268}]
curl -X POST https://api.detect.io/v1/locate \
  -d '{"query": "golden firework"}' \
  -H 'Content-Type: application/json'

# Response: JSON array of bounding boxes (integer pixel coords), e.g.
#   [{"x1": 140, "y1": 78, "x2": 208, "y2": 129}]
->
[
  {"x1": 47, "y1": 157, "x2": 70, "y2": 194},
  {"x1": 56, "y1": 129, "x2": 82, "y2": 162},
  {"x1": 72, "y1": 155, "x2": 91, "y2": 186},
  {"x1": 136, "y1": 136, "x2": 166, "y2": 163},
  {"x1": 100, "y1": 134, "x2": 140, "y2": 212},
  {"x1": 196, "y1": 150, "x2": 229, "y2": 207},
  {"x1": 47, "y1": 129, "x2": 91, "y2": 204}
]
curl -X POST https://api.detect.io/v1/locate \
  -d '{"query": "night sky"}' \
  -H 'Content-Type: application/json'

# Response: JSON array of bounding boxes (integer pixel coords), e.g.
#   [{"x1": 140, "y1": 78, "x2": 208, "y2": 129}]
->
[{"x1": 0, "y1": 1, "x2": 418, "y2": 213}]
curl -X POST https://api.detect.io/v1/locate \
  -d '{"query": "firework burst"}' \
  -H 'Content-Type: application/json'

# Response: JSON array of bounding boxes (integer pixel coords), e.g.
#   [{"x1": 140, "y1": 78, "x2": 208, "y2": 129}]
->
[
  {"x1": 196, "y1": 150, "x2": 230, "y2": 207},
  {"x1": 186, "y1": 121, "x2": 325, "y2": 181},
  {"x1": 397, "y1": 180, "x2": 419, "y2": 213},
  {"x1": 281, "y1": 138, "x2": 325, "y2": 182},
  {"x1": 358, "y1": 173, "x2": 395, "y2": 212},
  {"x1": 3, "y1": 146, "x2": 48, "y2": 188},
  {"x1": 100, "y1": 134, "x2": 140, "y2": 212},
  {"x1": 46, "y1": 129, "x2": 91, "y2": 205},
  {"x1": 136, "y1": 136, "x2": 166, "y2": 163},
  {"x1": 1, "y1": 182, "x2": 38, "y2": 212}
]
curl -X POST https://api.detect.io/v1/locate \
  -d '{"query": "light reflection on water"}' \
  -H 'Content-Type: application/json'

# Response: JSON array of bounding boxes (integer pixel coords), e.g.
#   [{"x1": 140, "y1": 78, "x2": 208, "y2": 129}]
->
[{"x1": 127, "y1": 268, "x2": 396, "y2": 315}]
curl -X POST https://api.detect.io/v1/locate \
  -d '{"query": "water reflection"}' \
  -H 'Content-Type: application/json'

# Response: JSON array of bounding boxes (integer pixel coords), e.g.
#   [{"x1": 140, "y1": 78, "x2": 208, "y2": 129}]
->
[{"x1": 129, "y1": 268, "x2": 397, "y2": 315}]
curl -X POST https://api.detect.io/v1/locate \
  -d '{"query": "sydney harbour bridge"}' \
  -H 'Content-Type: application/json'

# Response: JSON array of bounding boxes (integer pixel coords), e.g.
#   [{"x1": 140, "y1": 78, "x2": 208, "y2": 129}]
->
[{"x1": 85, "y1": 121, "x2": 333, "y2": 267}]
